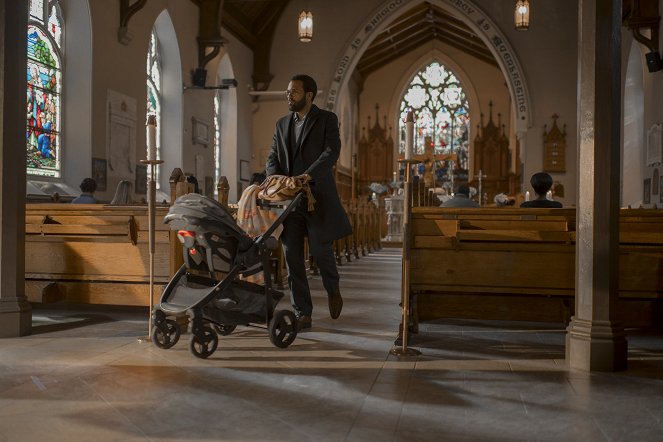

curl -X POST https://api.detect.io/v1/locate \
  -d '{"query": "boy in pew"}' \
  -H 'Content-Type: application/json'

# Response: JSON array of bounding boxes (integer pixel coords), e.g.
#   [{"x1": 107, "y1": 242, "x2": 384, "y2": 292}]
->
[
  {"x1": 71, "y1": 178, "x2": 98, "y2": 204},
  {"x1": 520, "y1": 172, "x2": 562, "y2": 208}
]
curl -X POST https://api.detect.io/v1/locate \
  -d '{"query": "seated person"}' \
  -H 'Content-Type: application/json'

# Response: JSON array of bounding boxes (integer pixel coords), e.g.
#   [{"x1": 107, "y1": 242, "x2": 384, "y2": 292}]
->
[
  {"x1": 110, "y1": 180, "x2": 133, "y2": 205},
  {"x1": 71, "y1": 178, "x2": 98, "y2": 204},
  {"x1": 441, "y1": 183, "x2": 479, "y2": 208},
  {"x1": 520, "y1": 172, "x2": 562, "y2": 208}
]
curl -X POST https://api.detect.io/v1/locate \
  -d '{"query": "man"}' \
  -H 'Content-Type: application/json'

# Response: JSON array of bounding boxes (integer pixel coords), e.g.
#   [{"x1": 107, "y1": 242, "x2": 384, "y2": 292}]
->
[
  {"x1": 266, "y1": 74, "x2": 352, "y2": 331},
  {"x1": 71, "y1": 178, "x2": 99, "y2": 204},
  {"x1": 441, "y1": 183, "x2": 479, "y2": 208},
  {"x1": 520, "y1": 172, "x2": 562, "y2": 208}
]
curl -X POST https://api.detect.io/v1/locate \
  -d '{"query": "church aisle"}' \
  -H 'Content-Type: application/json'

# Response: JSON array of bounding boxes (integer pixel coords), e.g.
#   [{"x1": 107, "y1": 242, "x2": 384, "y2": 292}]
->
[{"x1": 0, "y1": 248, "x2": 662, "y2": 441}]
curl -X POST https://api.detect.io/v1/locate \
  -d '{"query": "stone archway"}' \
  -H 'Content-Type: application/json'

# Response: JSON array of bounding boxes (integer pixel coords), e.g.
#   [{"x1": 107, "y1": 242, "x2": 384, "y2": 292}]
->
[{"x1": 325, "y1": 0, "x2": 531, "y2": 134}]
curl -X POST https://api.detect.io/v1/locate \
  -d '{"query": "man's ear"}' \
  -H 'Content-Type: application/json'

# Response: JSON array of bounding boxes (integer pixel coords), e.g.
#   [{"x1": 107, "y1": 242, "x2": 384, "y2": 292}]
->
[{"x1": 306, "y1": 91, "x2": 313, "y2": 102}]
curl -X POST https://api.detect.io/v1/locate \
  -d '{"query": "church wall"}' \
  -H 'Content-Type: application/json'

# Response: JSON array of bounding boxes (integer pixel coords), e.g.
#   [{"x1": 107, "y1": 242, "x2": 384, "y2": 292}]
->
[
  {"x1": 252, "y1": 0, "x2": 384, "y2": 173},
  {"x1": 473, "y1": 0, "x2": 579, "y2": 206},
  {"x1": 85, "y1": 1, "x2": 199, "y2": 200},
  {"x1": 253, "y1": 0, "x2": 579, "y2": 205},
  {"x1": 623, "y1": 0, "x2": 663, "y2": 209}
]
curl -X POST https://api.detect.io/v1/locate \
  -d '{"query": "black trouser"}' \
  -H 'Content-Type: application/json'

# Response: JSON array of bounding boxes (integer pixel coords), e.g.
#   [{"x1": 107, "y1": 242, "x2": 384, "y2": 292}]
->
[{"x1": 281, "y1": 209, "x2": 339, "y2": 316}]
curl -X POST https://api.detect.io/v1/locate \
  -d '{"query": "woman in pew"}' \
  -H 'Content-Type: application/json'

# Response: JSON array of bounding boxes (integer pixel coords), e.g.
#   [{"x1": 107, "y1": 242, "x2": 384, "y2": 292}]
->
[
  {"x1": 110, "y1": 180, "x2": 133, "y2": 205},
  {"x1": 520, "y1": 172, "x2": 562, "y2": 208}
]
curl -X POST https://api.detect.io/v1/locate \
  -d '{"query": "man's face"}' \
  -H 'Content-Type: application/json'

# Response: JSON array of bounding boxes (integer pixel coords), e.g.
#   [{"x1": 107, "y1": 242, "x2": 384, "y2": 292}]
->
[{"x1": 286, "y1": 80, "x2": 308, "y2": 112}]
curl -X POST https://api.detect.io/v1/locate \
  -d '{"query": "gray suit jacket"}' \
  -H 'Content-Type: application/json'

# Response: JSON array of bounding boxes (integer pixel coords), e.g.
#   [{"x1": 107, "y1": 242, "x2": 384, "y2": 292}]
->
[{"x1": 266, "y1": 105, "x2": 352, "y2": 243}]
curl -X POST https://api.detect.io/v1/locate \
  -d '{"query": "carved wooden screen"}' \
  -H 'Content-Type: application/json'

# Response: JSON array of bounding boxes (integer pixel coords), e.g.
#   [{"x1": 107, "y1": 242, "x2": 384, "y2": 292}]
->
[
  {"x1": 543, "y1": 114, "x2": 566, "y2": 173},
  {"x1": 358, "y1": 105, "x2": 394, "y2": 195},
  {"x1": 472, "y1": 105, "x2": 510, "y2": 203}
]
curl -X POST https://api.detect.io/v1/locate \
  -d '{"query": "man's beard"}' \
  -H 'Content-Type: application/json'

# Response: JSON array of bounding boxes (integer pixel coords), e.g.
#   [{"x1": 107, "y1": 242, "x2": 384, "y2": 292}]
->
[{"x1": 288, "y1": 96, "x2": 307, "y2": 112}]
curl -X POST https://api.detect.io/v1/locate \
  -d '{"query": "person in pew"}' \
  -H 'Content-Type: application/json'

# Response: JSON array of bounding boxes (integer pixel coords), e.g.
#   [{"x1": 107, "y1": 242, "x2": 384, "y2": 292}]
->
[
  {"x1": 71, "y1": 178, "x2": 98, "y2": 204},
  {"x1": 520, "y1": 172, "x2": 563, "y2": 208},
  {"x1": 110, "y1": 180, "x2": 133, "y2": 205},
  {"x1": 441, "y1": 183, "x2": 479, "y2": 208},
  {"x1": 266, "y1": 73, "x2": 352, "y2": 331}
]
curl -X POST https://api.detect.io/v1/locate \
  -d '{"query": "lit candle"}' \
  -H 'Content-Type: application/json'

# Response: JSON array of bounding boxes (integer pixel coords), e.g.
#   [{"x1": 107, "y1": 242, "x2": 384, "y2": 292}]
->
[
  {"x1": 525, "y1": 191, "x2": 530, "y2": 201},
  {"x1": 146, "y1": 114, "x2": 157, "y2": 161},
  {"x1": 393, "y1": 171, "x2": 397, "y2": 182},
  {"x1": 405, "y1": 110, "x2": 414, "y2": 160}
]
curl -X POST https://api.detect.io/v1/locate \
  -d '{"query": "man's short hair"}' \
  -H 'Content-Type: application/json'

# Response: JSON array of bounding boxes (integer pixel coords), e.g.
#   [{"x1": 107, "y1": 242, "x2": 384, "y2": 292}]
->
[
  {"x1": 291, "y1": 74, "x2": 317, "y2": 100},
  {"x1": 530, "y1": 172, "x2": 554, "y2": 195},
  {"x1": 80, "y1": 178, "x2": 97, "y2": 193},
  {"x1": 455, "y1": 183, "x2": 470, "y2": 197}
]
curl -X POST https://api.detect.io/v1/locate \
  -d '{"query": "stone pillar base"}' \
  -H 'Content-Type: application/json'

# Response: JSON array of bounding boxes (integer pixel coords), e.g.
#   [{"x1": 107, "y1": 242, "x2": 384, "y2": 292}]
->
[
  {"x1": 566, "y1": 316, "x2": 627, "y2": 371},
  {"x1": 0, "y1": 298, "x2": 32, "y2": 337}
]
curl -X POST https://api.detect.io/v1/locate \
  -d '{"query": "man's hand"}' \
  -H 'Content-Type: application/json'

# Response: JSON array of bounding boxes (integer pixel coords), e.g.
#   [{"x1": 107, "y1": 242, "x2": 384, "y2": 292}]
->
[{"x1": 297, "y1": 173, "x2": 312, "y2": 183}]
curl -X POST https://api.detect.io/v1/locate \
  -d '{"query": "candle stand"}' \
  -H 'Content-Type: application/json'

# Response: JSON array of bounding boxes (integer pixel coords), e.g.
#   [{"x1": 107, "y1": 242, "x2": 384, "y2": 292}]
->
[
  {"x1": 137, "y1": 158, "x2": 164, "y2": 343},
  {"x1": 390, "y1": 158, "x2": 422, "y2": 357}
]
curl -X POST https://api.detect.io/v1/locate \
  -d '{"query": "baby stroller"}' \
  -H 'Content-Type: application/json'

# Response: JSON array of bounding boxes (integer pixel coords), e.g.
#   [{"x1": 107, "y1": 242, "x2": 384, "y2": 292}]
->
[{"x1": 151, "y1": 191, "x2": 303, "y2": 359}]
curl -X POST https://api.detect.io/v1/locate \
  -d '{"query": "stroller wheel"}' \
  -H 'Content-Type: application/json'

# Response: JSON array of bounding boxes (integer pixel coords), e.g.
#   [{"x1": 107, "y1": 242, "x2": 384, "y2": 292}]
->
[
  {"x1": 152, "y1": 319, "x2": 181, "y2": 349},
  {"x1": 213, "y1": 324, "x2": 237, "y2": 336},
  {"x1": 269, "y1": 310, "x2": 298, "y2": 348},
  {"x1": 189, "y1": 326, "x2": 218, "y2": 359}
]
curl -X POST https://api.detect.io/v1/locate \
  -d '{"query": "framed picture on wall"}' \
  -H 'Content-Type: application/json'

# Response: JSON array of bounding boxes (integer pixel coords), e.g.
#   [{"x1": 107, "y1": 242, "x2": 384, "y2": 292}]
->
[
  {"x1": 135, "y1": 164, "x2": 147, "y2": 195},
  {"x1": 92, "y1": 158, "x2": 107, "y2": 191},
  {"x1": 239, "y1": 160, "x2": 251, "y2": 182},
  {"x1": 644, "y1": 178, "x2": 651, "y2": 205},
  {"x1": 192, "y1": 117, "x2": 210, "y2": 146},
  {"x1": 660, "y1": 175, "x2": 663, "y2": 203}
]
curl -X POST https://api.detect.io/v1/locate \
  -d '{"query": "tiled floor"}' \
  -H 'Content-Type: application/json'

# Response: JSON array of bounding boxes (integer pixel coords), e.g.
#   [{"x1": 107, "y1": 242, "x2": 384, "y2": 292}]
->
[{"x1": 1, "y1": 248, "x2": 663, "y2": 441}]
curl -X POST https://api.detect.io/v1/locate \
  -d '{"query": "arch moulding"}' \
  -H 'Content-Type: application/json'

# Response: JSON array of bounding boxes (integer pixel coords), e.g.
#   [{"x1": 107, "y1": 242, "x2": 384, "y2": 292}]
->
[{"x1": 325, "y1": 0, "x2": 532, "y2": 133}]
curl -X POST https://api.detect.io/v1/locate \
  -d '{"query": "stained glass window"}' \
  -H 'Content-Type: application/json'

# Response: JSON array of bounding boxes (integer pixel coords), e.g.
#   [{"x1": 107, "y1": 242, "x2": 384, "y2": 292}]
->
[
  {"x1": 399, "y1": 62, "x2": 470, "y2": 180},
  {"x1": 146, "y1": 30, "x2": 162, "y2": 181},
  {"x1": 27, "y1": 0, "x2": 63, "y2": 177}
]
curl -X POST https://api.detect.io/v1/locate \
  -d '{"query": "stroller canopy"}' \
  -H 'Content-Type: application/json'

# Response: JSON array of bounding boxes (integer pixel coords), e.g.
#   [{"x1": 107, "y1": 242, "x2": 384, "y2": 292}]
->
[{"x1": 164, "y1": 193, "x2": 253, "y2": 250}]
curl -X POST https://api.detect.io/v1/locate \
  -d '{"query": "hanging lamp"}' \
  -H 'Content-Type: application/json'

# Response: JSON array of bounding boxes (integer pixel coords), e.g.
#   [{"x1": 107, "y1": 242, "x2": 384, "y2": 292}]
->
[
  {"x1": 515, "y1": 0, "x2": 530, "y2": 31},
  {"x1": 298, "y1": 10, "x2": 313, "y2": 42}
]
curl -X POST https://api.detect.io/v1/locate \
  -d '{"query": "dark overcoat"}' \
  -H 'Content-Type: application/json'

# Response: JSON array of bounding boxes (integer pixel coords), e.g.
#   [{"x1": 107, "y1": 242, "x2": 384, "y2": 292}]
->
[{"x1": 266, "y1": 105, "x2": 352, "y2": 243}]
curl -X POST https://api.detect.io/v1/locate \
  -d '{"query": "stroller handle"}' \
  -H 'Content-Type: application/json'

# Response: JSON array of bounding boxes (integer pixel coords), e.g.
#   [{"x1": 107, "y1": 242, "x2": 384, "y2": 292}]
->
[{"x1": 254, "y1": 191, "x2": 304, "y2": 247}]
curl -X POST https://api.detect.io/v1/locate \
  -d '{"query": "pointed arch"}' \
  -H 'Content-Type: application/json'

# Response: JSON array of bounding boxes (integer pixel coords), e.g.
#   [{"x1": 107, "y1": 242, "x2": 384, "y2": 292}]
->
[
  {"x1": 326, "y1": 0, "x2": 531, "y2": 134},
  {"x1": 215, "y1": 54, "x2": 239, "y2": 201},
  {"x1": 622, "y1": 39, "x2": 645, "y2": 207},
  {"x1": 152, "y1": 10, "x2": 183, "y2": 192}
]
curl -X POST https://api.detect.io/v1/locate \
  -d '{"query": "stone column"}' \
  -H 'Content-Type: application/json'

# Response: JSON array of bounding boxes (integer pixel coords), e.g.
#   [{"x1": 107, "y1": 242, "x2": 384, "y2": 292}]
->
[
  {"x1": 0, "y1": 0, "x2": 31, "y2": 337},
  {"x1": 566, "y1": 0, "x2": 626, "y2": 371}
]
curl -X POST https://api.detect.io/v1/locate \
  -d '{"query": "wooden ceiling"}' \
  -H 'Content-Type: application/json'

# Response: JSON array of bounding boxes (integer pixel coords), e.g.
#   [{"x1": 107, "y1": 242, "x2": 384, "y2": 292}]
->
[
  {"x1": 221, "y1": 0, "x2": 290, "y2": 50},
  {"x1": 356, "y1": 2, "x2": 497, "y2": 77},
  {"x1": 219, "y1": 0, "x2": 497, "y2": 87}
]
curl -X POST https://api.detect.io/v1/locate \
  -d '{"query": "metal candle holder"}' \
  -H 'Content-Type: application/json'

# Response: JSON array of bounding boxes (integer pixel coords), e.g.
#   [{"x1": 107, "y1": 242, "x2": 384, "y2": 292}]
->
[
  {"x1": 390, "y1": 158, "x2": 422, "y2": 357},
  {"x1": 137, "y1": 158, "x2": 164, "y2": 342}
]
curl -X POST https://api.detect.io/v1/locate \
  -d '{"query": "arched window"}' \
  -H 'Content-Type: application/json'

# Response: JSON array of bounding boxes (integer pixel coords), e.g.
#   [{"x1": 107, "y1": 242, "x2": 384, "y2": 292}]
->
[
  {"x1": 146, "y1": 29, "x2": 162, "y2": 180},
  {"x1": 27, "y1": 0, "x2": 63, "y2": 177},
  {"x1": 399, "y1": 61, "x2": 470, "y2": 180}
]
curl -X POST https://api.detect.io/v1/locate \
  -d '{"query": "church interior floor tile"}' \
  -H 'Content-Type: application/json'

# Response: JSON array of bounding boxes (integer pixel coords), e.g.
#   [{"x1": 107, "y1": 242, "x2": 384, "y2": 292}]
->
[{"x1": 1, "y1": 248, "x2": 662, "y2": 441}]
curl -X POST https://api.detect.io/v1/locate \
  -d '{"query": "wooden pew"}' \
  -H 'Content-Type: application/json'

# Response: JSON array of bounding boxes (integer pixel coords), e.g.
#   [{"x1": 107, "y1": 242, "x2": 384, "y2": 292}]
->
[
  {"x1": 408, "y1": 207, "x2": 663, "y2": 327},
  {"x1": 25, "y1": 204, "x2": 171, "y2": 306}
]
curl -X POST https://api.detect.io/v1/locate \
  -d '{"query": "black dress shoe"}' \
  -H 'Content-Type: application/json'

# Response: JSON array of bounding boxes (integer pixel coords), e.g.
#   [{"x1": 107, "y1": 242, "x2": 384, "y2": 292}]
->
[
  {"x1": 328, "y1": 289, "x2": 343, "y2": 319},
  {"x1": 297, "y1": 315, "x2": 312, "y2": 331}
]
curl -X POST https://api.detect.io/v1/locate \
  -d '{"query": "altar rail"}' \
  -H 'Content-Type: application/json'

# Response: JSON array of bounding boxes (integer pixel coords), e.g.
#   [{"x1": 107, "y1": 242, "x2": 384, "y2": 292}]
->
[{"x1": 409, "y1": 207, "x2": 663, "y2": 327}]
